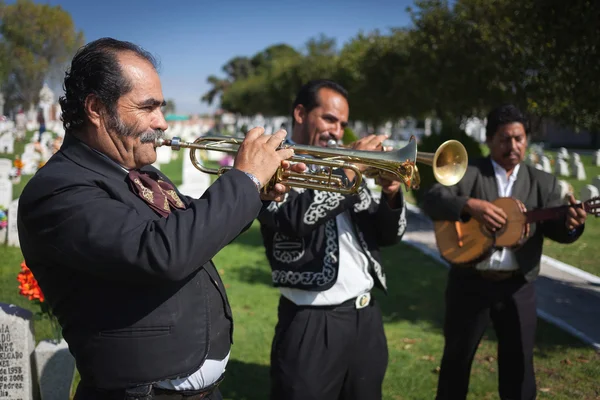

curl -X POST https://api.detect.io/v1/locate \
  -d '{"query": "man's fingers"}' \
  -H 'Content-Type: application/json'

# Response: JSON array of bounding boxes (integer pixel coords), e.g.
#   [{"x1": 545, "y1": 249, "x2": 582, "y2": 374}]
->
[
  {"x1": 244, "y1": 126, "x2": 265, "y2": 141},
  {"x1": 276, "y1": 148, "x2": 295, "y2": 160},
  {"x1": 267, "y1": 130, "x2": 287, "y2": 147}
]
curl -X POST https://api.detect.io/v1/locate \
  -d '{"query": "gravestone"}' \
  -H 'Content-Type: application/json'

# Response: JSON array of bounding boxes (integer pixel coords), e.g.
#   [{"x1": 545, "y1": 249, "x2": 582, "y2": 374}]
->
[
  {"x1": 177, "y1": 148, "x2": 211, "y2": 199},
  {"x1": 541, "y1": 156, "x2": 552, "y2": 173},
  {"x1": 534, "y1": 163, "x2": 543, "y2": 171},
  {"x1": 555, "y1": 159, "x2": 569, "y2": 177},
  {"x1": 580, "y1": 184, "x2": 599, "y2": 202},
  {"x1": 0, "y1": 303, "x2": 40, "y2": 400},
  {"x1": 0, "y1": 158, "x2": 11, "y2": 180},
  {"x1": 34, "y1": 339, "x2": 75, "y2": 400},
  {"x1": 0, "y1": 179, "x2": 12, "y2": 209},
  {"x1": 0, "y1": 134, "x2": 14, "y2": 154},
  {"x1": 572, "y1": 161, "x2": 586, "y2": 180},
  {"x1": 570, "y1": 152, "x2": 581, "y2": 168},
  {"x1": 558, "y1": 180, "x2": 573, "y2": 203},
  {"x1": 592, "y1": 176, "x2": 600, "y2": 192},
  {"x1": 7, "y1": 198, "x2": 19, "y2": 247},
  {"x1": 557, "y1": 147, "x2": 569, "y2": 160},
  {"x1": 594, "y1": 150, "x2": 600, "y2": 166}
]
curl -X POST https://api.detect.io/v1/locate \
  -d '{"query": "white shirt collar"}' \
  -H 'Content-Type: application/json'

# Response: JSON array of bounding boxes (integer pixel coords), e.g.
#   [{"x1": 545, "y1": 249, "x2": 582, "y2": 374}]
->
[{"x1": 490, "y1": 158, "x2": 520, "y2": 181}]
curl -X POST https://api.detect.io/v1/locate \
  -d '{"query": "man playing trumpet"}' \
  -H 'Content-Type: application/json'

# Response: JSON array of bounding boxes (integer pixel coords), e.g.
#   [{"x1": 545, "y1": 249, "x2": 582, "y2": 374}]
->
[{"x1": 258, "y1": 79, "x2": 407, "y2": 400}]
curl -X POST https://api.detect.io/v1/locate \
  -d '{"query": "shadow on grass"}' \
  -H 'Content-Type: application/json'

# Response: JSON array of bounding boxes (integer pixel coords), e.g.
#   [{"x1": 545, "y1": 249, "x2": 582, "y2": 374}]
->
[
  {"x1": 231, "y1": 223, "x2": 595, "y2": 353},
  {"x1": 219, "y1": 359, "x2": 270, "y2": 400}
]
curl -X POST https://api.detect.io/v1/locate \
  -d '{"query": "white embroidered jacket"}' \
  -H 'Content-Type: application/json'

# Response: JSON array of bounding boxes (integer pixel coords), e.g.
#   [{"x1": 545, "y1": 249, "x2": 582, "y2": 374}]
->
[{"x1": 257, "y1": 171, "x2": 407, "y2": 292}]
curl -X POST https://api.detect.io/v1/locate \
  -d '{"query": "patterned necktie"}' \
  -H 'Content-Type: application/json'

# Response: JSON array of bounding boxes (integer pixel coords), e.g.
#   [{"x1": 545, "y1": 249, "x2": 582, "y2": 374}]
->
[{"x1": 127, "y1": 169, "x2": 186, "y2": 217}]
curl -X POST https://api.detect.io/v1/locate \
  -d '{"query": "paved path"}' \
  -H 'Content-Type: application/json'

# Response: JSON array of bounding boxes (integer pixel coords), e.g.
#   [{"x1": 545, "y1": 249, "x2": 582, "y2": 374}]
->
[{"x1": 401, "y1": 203, "x2": 600, "y2": 350}]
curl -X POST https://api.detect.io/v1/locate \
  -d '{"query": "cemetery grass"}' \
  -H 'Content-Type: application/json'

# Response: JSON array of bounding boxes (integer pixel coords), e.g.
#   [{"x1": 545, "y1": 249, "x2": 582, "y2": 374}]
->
[
  {"x1": 536, "y1": 151, "x2": 600, "y2": 277},
  {"x1": 2, "y1": 225, "x2": 600, "y2": 399}
]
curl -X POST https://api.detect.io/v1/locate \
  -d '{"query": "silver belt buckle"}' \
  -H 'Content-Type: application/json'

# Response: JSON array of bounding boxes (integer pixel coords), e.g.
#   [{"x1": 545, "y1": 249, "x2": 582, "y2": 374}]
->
[{"x1": 355, "y1": 293, "x2": 371, "y2": 309}]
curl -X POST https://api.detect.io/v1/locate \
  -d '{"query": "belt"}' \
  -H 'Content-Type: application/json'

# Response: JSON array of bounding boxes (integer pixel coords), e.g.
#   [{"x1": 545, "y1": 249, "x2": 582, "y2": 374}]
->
[
  {"x1": 452, "y1": 267, "x2": 520, "y2": 282},
  {"x1": 85, "y1": 374, "x2": 224, "y2": 400},
  {"x1": 282, "y1": 292, "x2": 372, "y2": 310}
]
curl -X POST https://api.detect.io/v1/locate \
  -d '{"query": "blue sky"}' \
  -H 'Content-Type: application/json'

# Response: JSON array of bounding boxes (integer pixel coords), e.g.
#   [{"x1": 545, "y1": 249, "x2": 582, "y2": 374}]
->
[{"x1": 39, "y1": 0, "x2": 414, "y2": 114}]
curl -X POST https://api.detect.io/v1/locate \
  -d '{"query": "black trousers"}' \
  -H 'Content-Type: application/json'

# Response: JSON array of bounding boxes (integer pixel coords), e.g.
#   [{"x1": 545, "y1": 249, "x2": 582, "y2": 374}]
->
[
  {"x1": 436, "y1": 269, "x2": 537, "y2": 400},
  {"x1": 270, "y1": 295, "x2": 388, "y2": 400}
]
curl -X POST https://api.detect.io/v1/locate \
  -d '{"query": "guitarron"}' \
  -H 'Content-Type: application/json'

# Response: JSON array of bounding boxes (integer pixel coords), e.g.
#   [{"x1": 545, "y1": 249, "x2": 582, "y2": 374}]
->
[{"x1": 434, "y1": 196, "x2": 600, "y2": 264}]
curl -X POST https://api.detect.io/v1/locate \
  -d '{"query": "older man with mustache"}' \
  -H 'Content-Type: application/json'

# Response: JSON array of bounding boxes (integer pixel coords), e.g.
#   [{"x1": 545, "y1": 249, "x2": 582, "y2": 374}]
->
[{"x1": 17, "y1": 37, "x2": 301, "y2": 400}]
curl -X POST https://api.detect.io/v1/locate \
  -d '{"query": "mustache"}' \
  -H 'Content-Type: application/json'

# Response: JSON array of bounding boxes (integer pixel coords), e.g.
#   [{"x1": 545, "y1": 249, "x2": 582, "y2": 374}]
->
[
  {"x1": 139, "y1": 129, "x2": 165, "y2": 143},
  {"x1": 503, "y1": 150, "x2": 520, "y2": 158}
]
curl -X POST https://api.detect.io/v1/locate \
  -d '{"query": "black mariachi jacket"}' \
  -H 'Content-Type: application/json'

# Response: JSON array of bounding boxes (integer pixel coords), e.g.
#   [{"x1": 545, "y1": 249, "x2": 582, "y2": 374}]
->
[{"x1": 258, "y1": 169, "x2": 407, "y2": 293}]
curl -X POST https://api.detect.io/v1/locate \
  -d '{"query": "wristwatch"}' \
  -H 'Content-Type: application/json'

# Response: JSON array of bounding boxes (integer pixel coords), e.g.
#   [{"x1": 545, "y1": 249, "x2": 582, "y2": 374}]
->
[{"x1": 243, "y1": 172, "x2": 262, "y2": 192}]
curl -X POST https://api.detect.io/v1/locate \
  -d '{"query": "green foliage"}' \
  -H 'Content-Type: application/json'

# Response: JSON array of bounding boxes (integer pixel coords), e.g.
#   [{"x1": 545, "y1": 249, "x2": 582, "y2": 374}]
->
[
  {"x1": 342, "y1": 127, "x2": 358, "y2": 145},
  {"x1": 411, "y1": 120, "x2": 483, "y2": 206},
  {"x1": 0, "y1": 0, "x2": 84, "y2": 111}
]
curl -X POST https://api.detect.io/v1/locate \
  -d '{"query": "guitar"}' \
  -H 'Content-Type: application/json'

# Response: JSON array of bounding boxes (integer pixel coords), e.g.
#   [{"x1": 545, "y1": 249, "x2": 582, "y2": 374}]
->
[{"x1": 433, "y1": 196, "x2": 600, "y2": 265}]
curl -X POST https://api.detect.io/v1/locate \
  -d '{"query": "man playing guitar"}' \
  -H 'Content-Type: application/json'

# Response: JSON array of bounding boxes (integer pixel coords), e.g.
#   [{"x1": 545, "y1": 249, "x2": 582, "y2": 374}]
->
[{"x1": 422, "y1": 104, "x2": 587, "y2": 400}]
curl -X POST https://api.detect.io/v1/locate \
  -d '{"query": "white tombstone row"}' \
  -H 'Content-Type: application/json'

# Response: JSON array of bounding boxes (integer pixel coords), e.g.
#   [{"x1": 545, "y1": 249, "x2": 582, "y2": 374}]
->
[{"x1": 594, "y1": 150, "x2": 600, "y2": 167}]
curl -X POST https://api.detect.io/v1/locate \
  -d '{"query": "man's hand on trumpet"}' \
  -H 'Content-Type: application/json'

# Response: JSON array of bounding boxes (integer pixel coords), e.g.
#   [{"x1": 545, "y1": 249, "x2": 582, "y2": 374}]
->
[{"x1": 260, "y1": 160, "x2": 307, "y2": 202}]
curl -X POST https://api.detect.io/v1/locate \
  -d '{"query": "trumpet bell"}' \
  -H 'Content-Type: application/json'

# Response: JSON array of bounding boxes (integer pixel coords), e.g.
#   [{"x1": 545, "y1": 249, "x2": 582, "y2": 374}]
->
[{"x1": 416, "y1": 140, "x2": 468, "y2": 187}]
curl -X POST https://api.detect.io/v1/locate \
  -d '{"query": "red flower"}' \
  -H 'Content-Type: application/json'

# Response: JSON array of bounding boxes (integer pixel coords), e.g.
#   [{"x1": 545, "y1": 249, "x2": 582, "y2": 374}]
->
[{"x1": 17, "y1": 261, "x2": 45, "y2": 303}]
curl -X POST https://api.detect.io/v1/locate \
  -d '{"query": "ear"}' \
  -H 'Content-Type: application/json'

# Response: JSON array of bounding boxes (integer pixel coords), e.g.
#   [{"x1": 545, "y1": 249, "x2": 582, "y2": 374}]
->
[
  {"x1": 293, "y1": 104, "x2": 306, "y2": 126},
  {"x1": 84, "y1": 94, "x2": 105, "y2": 129}
]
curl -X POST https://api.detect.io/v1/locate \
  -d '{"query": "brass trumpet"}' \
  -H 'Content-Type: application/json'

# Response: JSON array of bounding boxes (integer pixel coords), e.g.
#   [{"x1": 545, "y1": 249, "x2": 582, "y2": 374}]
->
[{"x1": 154, "y1": 135, "x2": 468, "y2": 195}]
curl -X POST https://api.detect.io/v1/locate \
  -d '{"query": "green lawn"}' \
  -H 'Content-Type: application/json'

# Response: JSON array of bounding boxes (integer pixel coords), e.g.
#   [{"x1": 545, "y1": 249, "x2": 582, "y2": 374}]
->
[{"x1": 1, "y1": 224, "x2": 599, "y2": 399}]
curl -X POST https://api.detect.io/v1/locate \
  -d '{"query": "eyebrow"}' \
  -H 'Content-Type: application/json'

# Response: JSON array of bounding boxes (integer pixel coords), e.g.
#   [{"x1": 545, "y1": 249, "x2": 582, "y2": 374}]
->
[
  {"x1": 323, "y1": 113, "x2": 348, "y2": 127},
  {"x1": 139, "y1": 98, "x2": 166, "y2": 108}
]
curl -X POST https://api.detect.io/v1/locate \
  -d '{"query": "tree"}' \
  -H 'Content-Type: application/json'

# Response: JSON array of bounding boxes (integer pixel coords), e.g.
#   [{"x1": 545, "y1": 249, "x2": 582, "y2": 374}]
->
[
  {"x1": 0, "y1": 0, "x2": 84, "y2": 111},
  {"x1": 163, "y1": 99, "x2": 176, "y2": 114}
]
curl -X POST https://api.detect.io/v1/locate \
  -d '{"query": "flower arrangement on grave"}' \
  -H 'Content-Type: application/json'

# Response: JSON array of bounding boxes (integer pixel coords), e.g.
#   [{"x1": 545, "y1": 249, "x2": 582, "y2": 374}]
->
[
  {"x1": 0, "y1": 208, "x2": 7, "y2": 230},
  {"x1": 13, "y1": 155, "x2": 23, "y2": 176},
  {"x1": 16, "y1": 261, "x2": 62, "y2": 343}
]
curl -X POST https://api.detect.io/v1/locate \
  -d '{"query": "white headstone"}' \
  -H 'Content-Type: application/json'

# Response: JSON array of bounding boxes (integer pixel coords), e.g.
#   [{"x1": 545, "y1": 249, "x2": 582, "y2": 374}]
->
[
  {"x1": 177, "y1": 148, "x2": 211, "y2": 199},
  {"x1": 593, "y1": 176, "x2": 600, "y2": 192},
  {"x1": 0, "y1": 134, "x2": 14, "y2": 154},
  {"x1": 556, "y1": 159, "x2": 569, "y2": 176},
  {"x1": 0, "y1": 303, "x2": 40, "y2": 400},
  {"x1": 7, "y1": 199, "x2": 19, "y2": 247},
  {"x1": 572, "y1": 161, "x2": 586, "y2": 180},
  {"x1": 0, "y1": 179, "x2": 12, "y2": 209},
  {"x1": 557, "y1": 147, "x2": 569, "y2": 160},
  {"x1": 558, "y1": 180, "x2": 573, "y2": 203},
  {"x1": 155, "y1": 146, "x2": 172, "y2": 165},
  {"x1": 580, "y1": 184, "x2": 599, "y2": 202},
  {"x1": 34, "y1": 339, "x2": 76, "y2": 400},
  {"x1": 534, "y1": 163, "x2": 544, "y2": 170},
  {"x1": 541, "y1": 156, "x2": 552, "y2": 173},
  {"x1": 0, "y1": 158, "x2": 11, "y2": 180},
  {"x1": 570, "y1": 152, "x2": 581, "y2": 167},
  {"x1": 594, "y1": 150, "x2": 600, "y2": 166}
]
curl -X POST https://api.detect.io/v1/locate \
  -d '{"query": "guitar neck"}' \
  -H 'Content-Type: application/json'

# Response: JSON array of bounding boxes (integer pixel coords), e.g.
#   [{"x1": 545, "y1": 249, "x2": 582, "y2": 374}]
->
[{"x1": 525, "y1": 204, "x2": 580, "y2": 223}]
